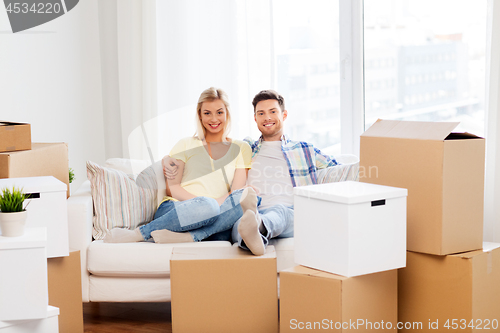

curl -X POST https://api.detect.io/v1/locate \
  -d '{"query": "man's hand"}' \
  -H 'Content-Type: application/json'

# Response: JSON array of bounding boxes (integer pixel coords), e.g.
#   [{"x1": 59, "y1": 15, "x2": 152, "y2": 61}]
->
[{"x1": 162, "y1": 155, "x2": 181, "y2": 180}]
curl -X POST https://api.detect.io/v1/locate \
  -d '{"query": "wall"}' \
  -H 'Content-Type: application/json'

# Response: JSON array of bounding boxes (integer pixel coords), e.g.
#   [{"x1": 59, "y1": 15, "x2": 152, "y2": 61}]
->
[
  {"x1": 0, "y1": 0, "x2": 105, "y2": 191},
  {"x1": 484, "y1": 0, "x2": 500, "y2": 242}
]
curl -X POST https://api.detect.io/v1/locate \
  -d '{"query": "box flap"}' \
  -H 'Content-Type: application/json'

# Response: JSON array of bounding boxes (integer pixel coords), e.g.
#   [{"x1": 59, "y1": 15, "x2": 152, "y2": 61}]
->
[
  {"x1": 361, "y1": 119, "x2": 459, "y2": 141},
  {"x1": 281, "y1": 265, "x2": 349, "y2": 280},
  {"x1": 294, "y1": 181, "x2": 407, "y2": 204},
  {"x1": 171, "y1": 245, "x2": 276, "y2": 261}
]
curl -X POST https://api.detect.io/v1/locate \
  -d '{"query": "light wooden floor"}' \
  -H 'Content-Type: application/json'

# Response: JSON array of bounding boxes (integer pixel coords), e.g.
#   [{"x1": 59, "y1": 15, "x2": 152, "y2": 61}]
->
[{"x1": 83, "y1": 302, "x2": 172, "y2": 333}]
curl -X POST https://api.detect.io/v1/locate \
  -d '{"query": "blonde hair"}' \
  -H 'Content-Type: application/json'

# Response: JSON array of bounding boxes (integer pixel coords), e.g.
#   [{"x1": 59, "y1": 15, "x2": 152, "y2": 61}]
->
[{"x1": 195, "y1": 87, "x2": 232, "y2": 142}]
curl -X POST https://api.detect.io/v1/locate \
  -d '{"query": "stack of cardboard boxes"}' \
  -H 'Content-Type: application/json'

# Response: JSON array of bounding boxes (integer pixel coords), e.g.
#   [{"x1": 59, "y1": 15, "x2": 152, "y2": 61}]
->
[
  {"x1": 360, "y1": 119, "x2": 500, "y2": 332},
  {"x1": 0, "y1": 121, "x2": 83, "y2": 333},
  {"x1": 0, "y1": 122, "x2": 70, "y2": 198},
  {"x1": 279, "y1": 180, "x2": 408, "y2": 332}
]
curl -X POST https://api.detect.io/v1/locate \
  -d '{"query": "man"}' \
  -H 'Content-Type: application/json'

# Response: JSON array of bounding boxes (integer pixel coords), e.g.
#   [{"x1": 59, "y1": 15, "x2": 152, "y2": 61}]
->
[
  {"x1": 232, "y1": 90, "x2": 338, "y2": 255},
  {"x1": 163, "y1": 90, "x2": 338, "y2": 255}
]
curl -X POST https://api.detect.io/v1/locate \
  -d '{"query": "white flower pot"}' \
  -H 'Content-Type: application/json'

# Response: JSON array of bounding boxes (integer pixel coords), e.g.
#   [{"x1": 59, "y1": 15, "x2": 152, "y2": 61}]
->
[{"x1": 0, "y1": 210, "x2": 27, "y2": 237}]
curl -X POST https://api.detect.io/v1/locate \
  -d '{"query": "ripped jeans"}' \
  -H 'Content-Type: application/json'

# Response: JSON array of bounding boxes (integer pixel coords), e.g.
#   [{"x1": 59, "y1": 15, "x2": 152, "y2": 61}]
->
[{"x1": 139, "y1": 189, "x2": 249, "y2": 242}]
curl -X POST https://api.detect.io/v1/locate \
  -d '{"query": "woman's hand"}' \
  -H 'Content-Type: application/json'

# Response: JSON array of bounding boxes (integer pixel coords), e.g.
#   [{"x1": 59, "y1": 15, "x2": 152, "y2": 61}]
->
[
  {"x1": 162, "y1": 155, "x2": 181, "y2": 180},
  {"x1": 164, "y1": 158, "x2": 197, "y2": 201},
  {"x1": 215, "y1": 194, "x2": 229, "y2": 206}
]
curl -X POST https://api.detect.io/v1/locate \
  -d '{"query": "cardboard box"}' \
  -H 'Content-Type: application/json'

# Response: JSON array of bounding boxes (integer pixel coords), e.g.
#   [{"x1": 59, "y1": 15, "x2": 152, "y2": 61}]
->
[
  {"x1": 398, "y1": 243, "x2": 500, "y2": 332},
  {"x1": 170, "y1": 246, "x2": 278, "y2": 333},
  {"x1": 0, "y1": 142, "x2": 70, "y2": 198},
  {"x1": 280, "y1": 266, "x2": 398, "y2": 332},
  {"x1": 0, "y1": 176, "x2": 68, "y2": 258},
  {"x1": 0, "y1": 228, "x2": 48, "y2": 321},
  {"x1": 0, "y1": 121, "x2": 31, "y2": 153},
  {"x1": 360, "y1": 119, "x2": 485, "y2": 255},
  {"x1": 294, "y1": 181, "x2": 407, "y2": 277},
  {"x1": 47, "y1": 250, "x2": 84, "y2": 333}
]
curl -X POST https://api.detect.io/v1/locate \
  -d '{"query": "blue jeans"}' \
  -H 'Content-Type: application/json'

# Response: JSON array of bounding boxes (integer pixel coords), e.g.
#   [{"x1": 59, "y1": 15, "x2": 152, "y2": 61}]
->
[
  {"x1": 232, "y1": 204, "x2": 294, "y2": 250},
  {"x1": 139, "y1": 189, "x2": 249, "y2": 242}
]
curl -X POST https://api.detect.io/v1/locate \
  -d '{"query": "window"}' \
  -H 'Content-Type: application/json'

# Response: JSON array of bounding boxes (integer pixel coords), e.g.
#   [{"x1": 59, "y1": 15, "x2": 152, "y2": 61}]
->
[
  {"x1": 156, "y1": 0, "x2": 488, "y2": 158},
  {"x1": 156, "y1": 0, "x2": 341, "y2": 154},
  {"x1": 272, "y1": 0, "x2": 341, "y2": 154},
  {"x1": 364, "y1": 0, "x2": 488, "y2": 136}
]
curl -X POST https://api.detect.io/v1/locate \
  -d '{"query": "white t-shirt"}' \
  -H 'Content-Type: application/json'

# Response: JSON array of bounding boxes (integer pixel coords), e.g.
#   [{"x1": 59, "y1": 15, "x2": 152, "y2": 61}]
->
[{"x1": 247, "y1": 141, "x2": 294, "y2": 210}]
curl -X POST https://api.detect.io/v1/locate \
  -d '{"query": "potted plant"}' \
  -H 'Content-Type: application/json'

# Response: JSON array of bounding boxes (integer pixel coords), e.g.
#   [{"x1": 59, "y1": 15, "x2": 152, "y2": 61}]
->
[{"x1": 0, "y1": 186, "x2": 28, "y2": 237}]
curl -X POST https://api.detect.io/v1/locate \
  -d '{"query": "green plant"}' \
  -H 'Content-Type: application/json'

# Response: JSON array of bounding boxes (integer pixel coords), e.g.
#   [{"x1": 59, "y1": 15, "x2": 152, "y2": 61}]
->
[
  {"x1": 0, "y1": 187, "x2": 26, "y2": 213},
  {"x1": 69, "y1": 167, "x2": 75, "y2": 184}
]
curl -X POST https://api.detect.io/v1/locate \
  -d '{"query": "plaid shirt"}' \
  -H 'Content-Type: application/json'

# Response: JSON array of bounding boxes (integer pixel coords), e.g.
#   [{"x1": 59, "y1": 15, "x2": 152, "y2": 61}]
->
[{"x1": 244, "y1": 135, "x2": 338, "y2": 187}]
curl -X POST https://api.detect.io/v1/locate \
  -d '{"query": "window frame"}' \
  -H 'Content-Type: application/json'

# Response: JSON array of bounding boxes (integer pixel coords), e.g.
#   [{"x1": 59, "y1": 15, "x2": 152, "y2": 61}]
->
[{"x1": 339, "y1": 0, "x2": 365, "y2": 156}]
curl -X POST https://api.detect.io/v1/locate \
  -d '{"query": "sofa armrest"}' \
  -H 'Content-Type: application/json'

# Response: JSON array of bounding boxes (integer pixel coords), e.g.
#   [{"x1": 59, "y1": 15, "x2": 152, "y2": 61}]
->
[
  {"x1": 67, "y1": 180, "x2": 93, "y2": 302},
  {"x1": 318, "y1": 154, "x2": 359, "y2": 184},
  {"x1": 68, "y1": 180, "x2": 94, "y2": 250}
]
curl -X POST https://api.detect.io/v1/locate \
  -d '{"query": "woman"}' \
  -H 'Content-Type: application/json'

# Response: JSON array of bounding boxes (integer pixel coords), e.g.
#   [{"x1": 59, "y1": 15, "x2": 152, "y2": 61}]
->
[{"x1": 104, "y1": 87, "x2": 257, "y2": 243}]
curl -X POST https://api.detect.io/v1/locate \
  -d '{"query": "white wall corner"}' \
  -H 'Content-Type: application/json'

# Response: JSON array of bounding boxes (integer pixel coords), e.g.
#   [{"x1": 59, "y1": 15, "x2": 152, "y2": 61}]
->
[{"x1": 484, "y1": 0, "x2": 500, "y2": 242}]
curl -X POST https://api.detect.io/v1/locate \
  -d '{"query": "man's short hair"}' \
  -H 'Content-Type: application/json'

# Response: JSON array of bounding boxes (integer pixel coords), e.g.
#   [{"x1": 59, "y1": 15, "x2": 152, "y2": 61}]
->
[{"x1": 252, "y1": 90, "x2": 285, "y2": 113}]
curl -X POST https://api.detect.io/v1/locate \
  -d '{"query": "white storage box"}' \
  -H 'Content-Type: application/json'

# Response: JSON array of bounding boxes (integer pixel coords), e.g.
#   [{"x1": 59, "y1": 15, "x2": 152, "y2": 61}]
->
[
  {"x1": 0, "y1": 176, "x2": 68, "y2": 258},
  {"x1": 0, "y1": 306, "x2": 59, "y2": 333},
  {"x1": 294, "y1": 181, "x2": 407, "y2": 277},
  {"x1": 0, "y1": 228, "x2": 49, "y2": 321}
]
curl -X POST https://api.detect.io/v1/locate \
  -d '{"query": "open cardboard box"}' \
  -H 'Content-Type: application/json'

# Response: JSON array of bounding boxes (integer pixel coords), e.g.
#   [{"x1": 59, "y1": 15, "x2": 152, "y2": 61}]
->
[{"x1": 360, "y1": 119, "x2": 484, "y2": 255}]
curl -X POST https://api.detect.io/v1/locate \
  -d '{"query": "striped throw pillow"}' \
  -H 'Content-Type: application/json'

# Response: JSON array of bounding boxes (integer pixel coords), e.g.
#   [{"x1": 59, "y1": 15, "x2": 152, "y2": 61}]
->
[{"x1": 86, "y1": 161, "x2": 158, "y2": 240}]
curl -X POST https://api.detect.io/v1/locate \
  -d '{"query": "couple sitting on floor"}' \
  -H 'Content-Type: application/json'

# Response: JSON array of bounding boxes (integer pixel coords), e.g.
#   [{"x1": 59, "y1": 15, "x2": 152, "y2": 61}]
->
[{"x1": 104, "y1": 87, "x2": 338, "y2": 255}]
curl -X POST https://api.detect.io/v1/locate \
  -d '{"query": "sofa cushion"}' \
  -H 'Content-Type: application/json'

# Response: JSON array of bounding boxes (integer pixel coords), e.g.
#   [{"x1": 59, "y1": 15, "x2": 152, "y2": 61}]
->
[
  {"x1": 87, "y1": 240, "x2": 232, "y2": 277},
  {"x1": 269, "y1": 237, "x2": 295, "y2": 272},
  {"x1": 89, "y1": 276, "x2": 172, "y2": 302},
  {"x1": 86, "y1": 161, "x2": 159, "y2": 240}
]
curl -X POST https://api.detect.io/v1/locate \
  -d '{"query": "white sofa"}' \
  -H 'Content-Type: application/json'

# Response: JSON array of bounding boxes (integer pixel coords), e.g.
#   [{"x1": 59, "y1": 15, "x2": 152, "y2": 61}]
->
[{"x1": 67, "y1": 156, "x2": 358, "y2": 302}]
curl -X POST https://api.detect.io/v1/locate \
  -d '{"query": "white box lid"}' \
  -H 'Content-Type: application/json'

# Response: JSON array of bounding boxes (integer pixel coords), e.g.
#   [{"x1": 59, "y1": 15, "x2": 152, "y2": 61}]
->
[
  {"x1": 0, "y1": 306, "x2": 59, "y2": 329},
  {"x1": 0, "y1": 227, "x2": 47, "y2": 249},
  {"x1": 0, "y1": 176, "x2": 66, "y2": 193},
  {"x1": 294, "y1": 181, "x2": 408, "y2": 204}
]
